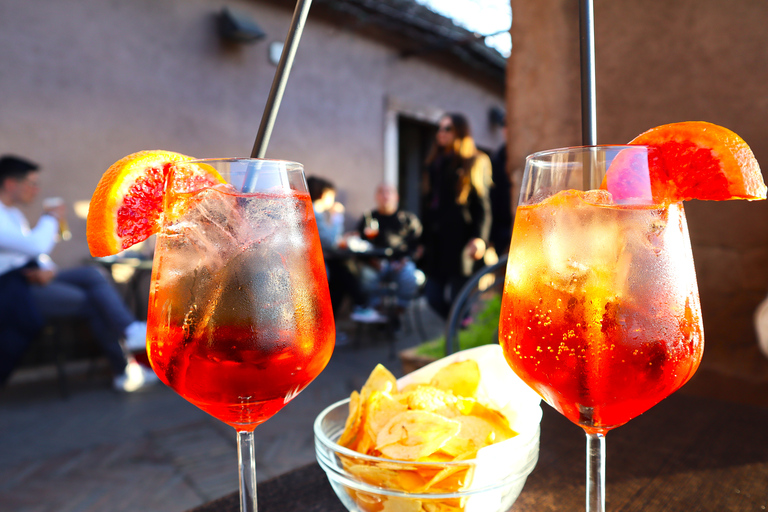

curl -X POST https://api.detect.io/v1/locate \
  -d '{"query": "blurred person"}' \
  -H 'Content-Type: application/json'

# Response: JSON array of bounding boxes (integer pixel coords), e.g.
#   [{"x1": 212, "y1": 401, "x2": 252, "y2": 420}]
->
[
  {"x1": 307, "y1": 175, "x2": 345, "y2": 254},
  {"x1": 489, "y1": 122, "x2": 513, "y2": 256},
  {"x1": 420, "y1": 113, "x2": 492, "y2": 319},
  {"x1": 0, "y1": 155, "x2": 157, "y2": 391},
  {"x1": 307, "y1": 176, "x2": 383, "y2": 324},
  {"x1": 355, "y1": 183, "x2": 423, "y2": 314}
]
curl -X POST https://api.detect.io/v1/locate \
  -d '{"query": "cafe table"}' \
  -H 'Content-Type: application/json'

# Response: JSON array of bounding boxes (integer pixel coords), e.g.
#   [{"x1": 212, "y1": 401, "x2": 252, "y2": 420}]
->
[
  {"x1": 188, "y1": 391, "x2": 768, "y2": 511},
  {"x1": 93, "y1": 253, "x2": 154, "y2": 317}
]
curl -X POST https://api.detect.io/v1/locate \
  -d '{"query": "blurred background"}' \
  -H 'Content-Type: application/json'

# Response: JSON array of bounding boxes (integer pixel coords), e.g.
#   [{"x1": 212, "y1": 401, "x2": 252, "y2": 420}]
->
[
  {"x1": 3, "y1": 0, "x2": 767, "y2": 383},
  {"x1": 2, "y1": 0, "x2": 768, "y2": 509}
]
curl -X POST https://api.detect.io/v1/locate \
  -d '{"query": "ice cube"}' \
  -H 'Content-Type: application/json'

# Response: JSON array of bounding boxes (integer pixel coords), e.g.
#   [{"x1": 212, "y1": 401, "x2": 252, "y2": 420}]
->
[
  {"x1": 186, "y1": 187, "x2": 243, "y2": 250},
  {"x1": 240, "y1": 192, "x2": 308, "y2": 253},
  {"x1": 582, "y1": 189, "x2": 614, "y2": 205},
  {"x1": 208, "y1": 244, "x2": 298, "y2": 346},
  {"x1": 540, "y1": 190, "x2": 625, "y2": 297}
]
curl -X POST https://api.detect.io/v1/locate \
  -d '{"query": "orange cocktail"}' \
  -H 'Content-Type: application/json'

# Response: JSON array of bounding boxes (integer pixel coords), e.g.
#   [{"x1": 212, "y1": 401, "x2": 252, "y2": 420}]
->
[
  {"x1": 88, "y1": 153, "x2": 335, "y2": 512},
  {"x1": 499, "y1": 190, "x2": 702, "y2": 433},
  {"x1": 147, "y1": 186, "x2": 334, "y2": 430},
  {"x1": 496, "y1": 125, "x2": 764, "y2": 512}
]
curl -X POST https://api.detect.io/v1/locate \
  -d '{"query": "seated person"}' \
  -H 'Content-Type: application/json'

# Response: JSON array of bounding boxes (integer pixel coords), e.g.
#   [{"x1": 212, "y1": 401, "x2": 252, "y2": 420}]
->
[
  {"x1": 0, "y1": 155, "x2": 157, "y2": 392},
  {"x1": 306, "y1": 176, "x2": 383, "y2": 323},
  {"x1": 355, "y1": 183, "x2": 423, "y2": 312}
]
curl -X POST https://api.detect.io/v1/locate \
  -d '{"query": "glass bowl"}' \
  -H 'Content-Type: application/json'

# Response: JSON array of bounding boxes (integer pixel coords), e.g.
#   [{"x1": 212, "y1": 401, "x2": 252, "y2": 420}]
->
[{"x1": 314, "y1": 397, "x2": 541, "y2": 512}]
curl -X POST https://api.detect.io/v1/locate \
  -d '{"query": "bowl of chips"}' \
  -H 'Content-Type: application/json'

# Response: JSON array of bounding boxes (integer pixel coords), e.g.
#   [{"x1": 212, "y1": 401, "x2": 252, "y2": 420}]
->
[{"x1": 314, "y1": 345, "x2": 542, "y2": 512}]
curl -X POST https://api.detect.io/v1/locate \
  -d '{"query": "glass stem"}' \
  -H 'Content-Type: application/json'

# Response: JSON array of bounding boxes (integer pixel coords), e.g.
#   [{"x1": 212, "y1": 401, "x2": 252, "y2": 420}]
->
[
  {"x1": 237, "y1": 430, "x2": 258, "y2": 512},
  {"x1": 586, "y1": 431, "x2": 605, "y2": 512}
]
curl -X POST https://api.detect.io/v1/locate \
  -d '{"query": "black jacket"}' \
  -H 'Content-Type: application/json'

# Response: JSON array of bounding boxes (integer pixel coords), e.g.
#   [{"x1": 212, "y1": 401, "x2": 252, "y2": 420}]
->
[{"x1": 421, "y1": 152, "x2": 491, "y2": 278}]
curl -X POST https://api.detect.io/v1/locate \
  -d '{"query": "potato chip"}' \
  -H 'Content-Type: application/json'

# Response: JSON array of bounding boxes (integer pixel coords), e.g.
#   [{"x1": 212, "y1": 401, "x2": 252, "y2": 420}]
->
[
  {"x1": 436, "y1": 435, "x2": 476, "y2": 459},
  {"x1": 423, "y1": 501, "x2": 464, "y2": 512},
  {"x1": 381, "y1": 496, "x2": 423, "y2": 512},
  {"x1": 422, "y1": 450, "x2": 475, "y2": 492},
  {"x1": 425, "y1": 466, "x2": 471, "y2": 493},
  {"x1": 345, "y1": 461, "x2": 401, "y2": 488},
  {"x1": 337, "y1": 361, "x2": 523, "y2": 511},
  {"x1": 419, "y1": 451, "x2": 459, "y2": 463},
  {"x1": 366, "y1": 390, "x2": 408, "y2": 439},
  {"x1": 347, "y1": 489, "x2": 383, "y2": 512},
  {"x1": 454, "y1": 396, "x2": 476, "y2": 416},
  {"x1": 464, "y1": 402, "x2": 517, "y2": 442},
  {"x1": 454, "y1": 415, "x2": 499, "y2": 448},
  {"x1": 355, "y1": 422, "x2": 376, "y2": 455},
  {"x1": 396, "y1": 468, "x2": 430, "y2": 492},
  {"x1": 429, "y1": 360, "x2": 480, "y2": 398},
  {"x1": 404, "y1": 385, "x2": 459, "y2": 416},
  {"x1": 376, "y1": 411, "x2": 461, "y2": 461},
  {"x1": 361, "y1": 364, "x2": 398, "y2": 400},
  {"x1": 339, "y1": 391, "x2": 363, "y2": 448}
]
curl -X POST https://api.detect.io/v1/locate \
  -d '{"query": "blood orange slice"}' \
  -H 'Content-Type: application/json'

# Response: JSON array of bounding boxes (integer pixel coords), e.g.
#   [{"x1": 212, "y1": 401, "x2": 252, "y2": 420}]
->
[
  {"x1": 87, "y1": 150, "x2": 224, "y2": 257},
  {"x1": 603, "y1": 121, "x2": 765, "y2": 204}
]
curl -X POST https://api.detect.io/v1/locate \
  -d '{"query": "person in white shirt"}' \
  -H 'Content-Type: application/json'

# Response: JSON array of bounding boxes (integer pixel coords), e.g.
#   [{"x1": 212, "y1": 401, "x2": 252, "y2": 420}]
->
[{"x1": 0, "y1": 155, "x2": 157, "y2": 392}]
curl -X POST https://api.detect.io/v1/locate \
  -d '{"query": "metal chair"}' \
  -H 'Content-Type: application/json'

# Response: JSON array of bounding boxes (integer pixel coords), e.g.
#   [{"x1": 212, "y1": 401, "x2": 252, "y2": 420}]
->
[
  {"x1": 352, "y1": 267, "x2": 429, "y2": 358},
  {"x1": 391, "y1": 268, "x2": 428, "y2": 342},
  {"x1": 23, "y1": 317, "x2": 98, "y2": 399},
  {"x1": 444, "y1": 254, "x2": 508, "y2": 356}
]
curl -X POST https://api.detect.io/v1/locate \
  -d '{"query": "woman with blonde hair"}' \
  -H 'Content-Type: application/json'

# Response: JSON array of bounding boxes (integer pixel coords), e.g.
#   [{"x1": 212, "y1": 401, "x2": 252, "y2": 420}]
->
[{"x1": 420, "y1": 113, "x2": 492, "y2": 318}]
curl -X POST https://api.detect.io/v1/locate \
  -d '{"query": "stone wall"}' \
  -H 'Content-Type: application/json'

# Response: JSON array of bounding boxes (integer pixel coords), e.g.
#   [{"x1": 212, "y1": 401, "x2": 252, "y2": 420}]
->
[
  {"x1": 0, "y1": 0, "x2": 505, "y2": 268},
  {"x1": 506, "y1": 0, "x2": 768, "y2": 379}
]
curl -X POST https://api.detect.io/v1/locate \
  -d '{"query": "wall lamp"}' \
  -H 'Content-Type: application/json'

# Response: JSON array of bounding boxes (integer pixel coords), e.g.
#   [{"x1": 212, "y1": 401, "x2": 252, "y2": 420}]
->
[
  {"x1": 217, "y1": 6, "x2": 266, "y2": 44},
  {"x1": 488, "y1": 107, "x2": 507, "y2": 128},
  {"x1": 489, "y1": 106, "x2": 506, "y2": 128}
]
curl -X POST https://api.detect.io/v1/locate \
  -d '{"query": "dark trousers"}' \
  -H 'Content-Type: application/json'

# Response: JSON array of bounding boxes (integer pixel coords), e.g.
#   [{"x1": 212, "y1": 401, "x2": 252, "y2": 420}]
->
[
  {"x1": 424, "y1": 274, "x2": 468, "y2": 319},
  {"x1": 0, "y1": 268, "x2": 44, "y2": 386},
  {"x1": 30, "y1": 266, "x2": 133, "y2": 375},
  {"x1": 326, "y1": 258, "x2": 367, "y2": 313}
]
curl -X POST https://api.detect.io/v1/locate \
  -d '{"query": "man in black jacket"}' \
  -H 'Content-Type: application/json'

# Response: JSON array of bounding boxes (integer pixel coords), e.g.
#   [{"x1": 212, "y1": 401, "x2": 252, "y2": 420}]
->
[{"x1": 355, "y1": 183, "x2": 422, "y2": 313}]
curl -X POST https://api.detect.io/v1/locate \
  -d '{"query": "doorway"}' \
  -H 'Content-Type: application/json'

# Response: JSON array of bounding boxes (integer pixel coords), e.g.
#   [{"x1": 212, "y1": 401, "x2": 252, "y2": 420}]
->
[{"x1": 397, "y1": 115, "x2": 436, "y2": 219}]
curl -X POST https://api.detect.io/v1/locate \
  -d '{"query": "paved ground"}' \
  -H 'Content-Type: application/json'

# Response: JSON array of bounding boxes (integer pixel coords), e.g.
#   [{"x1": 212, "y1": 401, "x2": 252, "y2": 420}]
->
[
  {"x1": 4, "y1": 299, "x2": 768, "y2": 512},
  {"x1": 0, "y1": 304, "x2": 446, "y2": 512}
]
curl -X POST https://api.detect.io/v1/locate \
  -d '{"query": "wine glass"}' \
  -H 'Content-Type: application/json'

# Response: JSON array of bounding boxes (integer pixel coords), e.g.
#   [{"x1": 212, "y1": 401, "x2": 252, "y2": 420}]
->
[
  {"x1": 363, "y1": 214, "x2": 379, "y2": 239},
  {"x1": 498, "y1": 146, "x2": 704, "y2": 511},
  {"x1": 146, "y1": 158, "x2": 335, "y2": 512}
]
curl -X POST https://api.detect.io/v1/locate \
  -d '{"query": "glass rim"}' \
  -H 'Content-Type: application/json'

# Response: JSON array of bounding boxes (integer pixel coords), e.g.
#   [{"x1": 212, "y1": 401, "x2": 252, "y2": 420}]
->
[
  {"x1": 526, "y1": 144, "x2": 651, "y2": 161},
  {"x1": 186, "y1": 157, "x2": 303, "y2": 169}
]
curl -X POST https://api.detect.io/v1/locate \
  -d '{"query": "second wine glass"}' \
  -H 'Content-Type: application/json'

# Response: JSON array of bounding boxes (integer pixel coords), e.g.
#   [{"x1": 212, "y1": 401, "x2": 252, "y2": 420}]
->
[{"x1": 498, "y1": 146, "x2": 704, "y2": 511}]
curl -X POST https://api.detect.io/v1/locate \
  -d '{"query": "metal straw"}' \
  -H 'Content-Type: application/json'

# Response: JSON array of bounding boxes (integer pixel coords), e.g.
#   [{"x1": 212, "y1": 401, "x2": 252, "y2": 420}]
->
[
  {"x1": 579, "y1": 0, "x2": 597, "y2": 189},
  {"x1": 579, "y1": 0, "x2": 597, "y2": 146},
  {"x1": 250, "y1": 0, "x2": 313, "y2": 160}
]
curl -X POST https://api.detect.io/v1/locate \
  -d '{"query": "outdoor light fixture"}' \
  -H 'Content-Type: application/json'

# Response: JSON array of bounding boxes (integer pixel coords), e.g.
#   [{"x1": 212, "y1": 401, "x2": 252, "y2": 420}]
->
[
  {"x1": 217, "y1": 6, "x2": 266, "y2": 44},
  {"x1": 488, "y1": 106, "x2": 506, "y2": 128}
]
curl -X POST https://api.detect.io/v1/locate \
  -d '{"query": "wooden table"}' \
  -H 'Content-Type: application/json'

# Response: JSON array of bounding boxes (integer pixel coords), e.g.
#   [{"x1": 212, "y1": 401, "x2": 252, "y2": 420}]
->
[{"x1": 188, "y1": 393, "x2": 768, "y2": 511}]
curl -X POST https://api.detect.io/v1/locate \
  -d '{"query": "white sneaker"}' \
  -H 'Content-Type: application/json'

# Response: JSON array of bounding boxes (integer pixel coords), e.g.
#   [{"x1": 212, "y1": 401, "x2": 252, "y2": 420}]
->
[
  {"x1": 123, "y1": 321, "x2": 147, "y2": 352},
  {"x1": 350, "y1": 307, "x2": 387, "y2": 324},
  {"x1": 113, "y1": 360, "x2": 159, "y2": 392}
]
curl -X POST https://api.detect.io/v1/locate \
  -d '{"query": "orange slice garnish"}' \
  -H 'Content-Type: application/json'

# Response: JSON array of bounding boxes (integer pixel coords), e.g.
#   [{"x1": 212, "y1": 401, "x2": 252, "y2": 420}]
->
[
  {"x1": 602, "y1": 121, "x2": 765, "y2": 204},
  {"x1": 86, "y1": 150, "x2": 224, "y2": 257}
]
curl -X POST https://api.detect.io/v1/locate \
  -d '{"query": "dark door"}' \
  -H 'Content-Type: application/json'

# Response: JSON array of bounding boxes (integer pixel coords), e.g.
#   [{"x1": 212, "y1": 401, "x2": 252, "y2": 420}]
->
[{"x1": 397, "y1": 115, "x2": 436, "y2": 219}]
